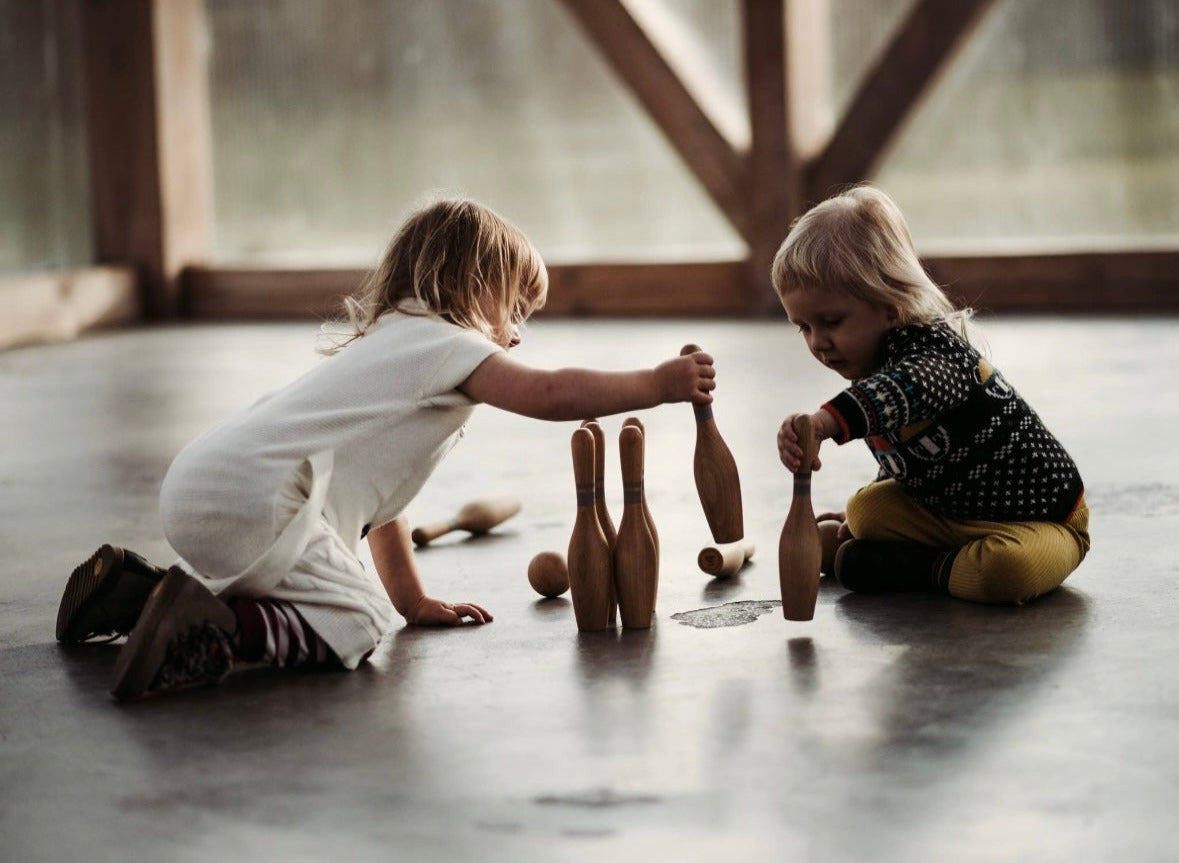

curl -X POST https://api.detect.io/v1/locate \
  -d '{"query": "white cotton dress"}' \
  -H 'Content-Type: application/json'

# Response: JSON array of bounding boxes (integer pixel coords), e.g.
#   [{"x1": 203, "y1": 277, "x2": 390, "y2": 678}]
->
[{"x1": 158, "y1": 303, "x2": 503, "y2": 667}]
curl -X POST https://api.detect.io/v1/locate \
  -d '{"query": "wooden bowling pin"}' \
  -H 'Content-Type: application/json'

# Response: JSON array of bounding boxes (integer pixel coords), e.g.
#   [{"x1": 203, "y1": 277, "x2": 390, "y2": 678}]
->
[
  {"x1": 779, "y1": 414, "x2": 822, "y2": 620},
  {"x1": 567, "y1": 427, "x2": 614, "y2": 631},
  {"x1": 697, "y1": 540, "x2": 755, "y2": 578},
  {"x1": 613, "y1": 424, "x2": 658, "y2": 629},
  {"x1": 680, "y1": 344, "x2": 744, "y2": 543},
  {"x1": 580, "y1": 420, "x2": 617, "y2": 547},
  {"x1": 622, "y1": 417, "x2": 658, "y2": 565},
  {"x1": 411, "y1": 496, "x2": 522, "y2": 546}
]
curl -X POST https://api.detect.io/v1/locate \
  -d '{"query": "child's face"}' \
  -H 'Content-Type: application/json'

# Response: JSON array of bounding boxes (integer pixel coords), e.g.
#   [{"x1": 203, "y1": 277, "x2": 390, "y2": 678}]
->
[
  {"x1": 498, "y1": 322, "x2": 522, "y2": 350},
  {"x1": 781, "y1": 288, "x2": 896, "y2": 380},
  {"x1": 476, "y1": 293, "x2": 521, "y2": 349}
]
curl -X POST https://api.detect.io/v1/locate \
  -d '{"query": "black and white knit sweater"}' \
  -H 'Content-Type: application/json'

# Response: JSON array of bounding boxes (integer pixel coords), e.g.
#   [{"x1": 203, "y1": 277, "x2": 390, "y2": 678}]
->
[{"x1": 822, "y1": 323, "x2": 1084, "y2": 523}]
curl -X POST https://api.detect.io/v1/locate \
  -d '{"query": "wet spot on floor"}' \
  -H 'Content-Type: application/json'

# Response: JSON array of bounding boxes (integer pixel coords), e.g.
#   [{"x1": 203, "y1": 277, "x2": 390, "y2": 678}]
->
[{"x1": 671, "y1": 599, "x2": 781, "y2": 628}]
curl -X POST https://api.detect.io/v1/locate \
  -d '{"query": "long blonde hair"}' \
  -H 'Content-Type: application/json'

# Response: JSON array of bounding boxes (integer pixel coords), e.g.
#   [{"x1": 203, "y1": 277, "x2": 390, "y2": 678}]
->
[
  {"x1": 772, "y1": 185, "x2": 972, "y2": 338},
  {"x1": 322, "y1": 198, "x2": 548, "y2": 354}
]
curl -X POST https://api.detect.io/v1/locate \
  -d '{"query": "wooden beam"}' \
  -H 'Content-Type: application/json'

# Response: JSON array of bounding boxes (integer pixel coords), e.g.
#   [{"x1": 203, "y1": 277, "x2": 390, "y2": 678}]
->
[
  {"x1": 81, "y1": 0, "x2": 210, "y2": 319},
  {"x1": 82, "y1": 0, "x2": 161, "y2": 315},
  {"x1": 742, "y1": 0, "x2": 796, "y2": 312},
  {"x1": 806, "y1": 0, "x2": 996, "y2": 199},
  {"x1": 925, "y1": 250, "x2": 1179, "y2": 313},
  {"x1": 182, "y1": 267, "x2": 366, "y2": 320},
  {"x1": 182, "y1": 252, "x2": 1179, "y2": 321},
  {"x1": 181, "y1": 262, "x2": 752, "y2": 320},
  {"x1": 557, "y1": 0, "x2": 753, "y2": 244},
  {"x1": 543, "y1": 261, "x2": 750, "y2": 316}
]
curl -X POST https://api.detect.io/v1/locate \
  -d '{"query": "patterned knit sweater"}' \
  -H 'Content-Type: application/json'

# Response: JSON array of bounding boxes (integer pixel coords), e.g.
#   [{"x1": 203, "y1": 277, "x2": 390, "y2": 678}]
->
[{"x1": 821, "y1": 323, "x2": 1084, "y2": 523}]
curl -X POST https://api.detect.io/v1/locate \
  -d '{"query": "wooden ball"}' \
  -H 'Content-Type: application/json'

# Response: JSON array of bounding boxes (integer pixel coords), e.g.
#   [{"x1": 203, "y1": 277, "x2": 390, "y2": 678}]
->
[{"x1": 528, "y1": 551, "x2": 569, "y2": 598}]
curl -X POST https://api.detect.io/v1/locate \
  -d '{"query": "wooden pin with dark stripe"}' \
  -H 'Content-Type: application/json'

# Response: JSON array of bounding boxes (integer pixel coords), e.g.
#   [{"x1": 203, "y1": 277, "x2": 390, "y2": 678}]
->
[
  {"x1": 779, "y1": 414, "x2": 822, "y2": 620},
  {"x1": 568, "y1": 427, "x2": 614, "y2": 631},
  {"x1": 613, "y1": 424, "x2": 658, "y2": 628}
]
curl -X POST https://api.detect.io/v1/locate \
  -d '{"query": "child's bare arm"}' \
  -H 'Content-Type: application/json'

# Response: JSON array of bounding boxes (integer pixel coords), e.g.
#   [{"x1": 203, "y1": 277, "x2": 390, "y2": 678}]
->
[
  {"x1": 367, "y1": 517, "x2": 492, "y2": 625},
  {"x1": 458, "y1": 350, "x2": 715, "y2": 420}
]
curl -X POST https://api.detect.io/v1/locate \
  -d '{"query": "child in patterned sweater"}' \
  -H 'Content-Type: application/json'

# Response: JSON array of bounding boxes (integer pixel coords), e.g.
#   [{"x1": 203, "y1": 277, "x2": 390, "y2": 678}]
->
[{"x1": 773, "y1": 186, "x2": 1089, "y2": 604}]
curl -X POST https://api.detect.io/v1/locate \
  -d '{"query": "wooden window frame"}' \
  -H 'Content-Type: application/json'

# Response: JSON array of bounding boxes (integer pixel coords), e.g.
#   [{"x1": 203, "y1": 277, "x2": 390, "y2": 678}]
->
[{"x1": 68, "y1": 0, "x2": 1179, "y2": 331}]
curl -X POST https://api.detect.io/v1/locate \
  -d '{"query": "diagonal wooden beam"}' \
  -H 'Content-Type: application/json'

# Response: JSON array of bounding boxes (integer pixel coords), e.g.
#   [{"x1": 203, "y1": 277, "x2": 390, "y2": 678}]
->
[
  {"x1": 806, "y1": 0, "x2": 997, "y2": 199},
  {"x1": 557, "y1": 0, "x2": 753, "y2": 244}
]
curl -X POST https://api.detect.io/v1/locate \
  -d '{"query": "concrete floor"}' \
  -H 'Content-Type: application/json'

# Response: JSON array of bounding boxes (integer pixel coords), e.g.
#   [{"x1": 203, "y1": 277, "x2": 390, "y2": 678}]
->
[{"x1": 1, "y1": 316, "x2": 1176, "y2": 862}]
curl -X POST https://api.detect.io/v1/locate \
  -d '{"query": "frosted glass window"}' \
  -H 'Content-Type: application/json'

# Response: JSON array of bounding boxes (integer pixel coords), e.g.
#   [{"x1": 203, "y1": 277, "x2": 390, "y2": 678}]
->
[
  {"x1": 0, "y1": 0, "x2": 91, "y2": 274},
  {"x1": 826, "y1": 0, "x2": 918, "y2": 125},
  {"x1": 206, "y1": 0, "x2": 745, "y2": 265},
  {"x1": 872, "y1": 0, "x2": 1179, "y2": 252},
  {"x1": 623, "y1": 0, "x2": 749, "y2": 146}
]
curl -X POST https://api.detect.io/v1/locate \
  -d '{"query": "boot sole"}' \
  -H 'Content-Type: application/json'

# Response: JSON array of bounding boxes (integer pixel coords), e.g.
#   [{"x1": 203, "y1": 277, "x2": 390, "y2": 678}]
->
[
  {"x1": 110, "y1": 568, "x2": 236, "y2": 701},
  {"x1": 56, "y1": 545, "x2": 125, "y2": 642}
]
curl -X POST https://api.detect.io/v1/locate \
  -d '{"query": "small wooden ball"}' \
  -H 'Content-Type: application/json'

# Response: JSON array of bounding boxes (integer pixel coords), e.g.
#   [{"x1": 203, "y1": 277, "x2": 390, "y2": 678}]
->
[{"x1": 528, "y1": 551, "x2": 569, "y2": 598}]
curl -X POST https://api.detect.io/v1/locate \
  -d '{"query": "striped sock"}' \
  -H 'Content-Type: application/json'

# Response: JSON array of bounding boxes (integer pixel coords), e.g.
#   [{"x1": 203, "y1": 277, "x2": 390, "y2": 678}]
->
[{"x1": 229, "y1": 598, "x2": 337, "y2": 667}]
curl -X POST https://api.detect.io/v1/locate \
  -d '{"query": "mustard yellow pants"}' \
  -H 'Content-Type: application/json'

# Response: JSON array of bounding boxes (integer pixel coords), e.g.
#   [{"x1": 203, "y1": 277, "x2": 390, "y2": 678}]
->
[{"x1": 844, "y1": 479, "x2": 1090, "y2": 605}]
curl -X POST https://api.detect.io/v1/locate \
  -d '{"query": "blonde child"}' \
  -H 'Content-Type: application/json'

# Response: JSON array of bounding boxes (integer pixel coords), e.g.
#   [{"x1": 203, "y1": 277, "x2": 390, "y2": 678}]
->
[
  {"x1": 57, "y1": 198, "x2": 716, "y2": 699},
  {"x1": 773, "y1": 186, "x2": 1089, "y2": 604}
]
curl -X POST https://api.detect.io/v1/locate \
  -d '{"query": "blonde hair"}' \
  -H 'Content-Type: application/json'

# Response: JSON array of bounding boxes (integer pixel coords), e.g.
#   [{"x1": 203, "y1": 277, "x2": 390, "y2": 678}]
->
[
  {"x1": 322, "y1": 198, "x2": 548, "y2": 354},
  {"x1": 771, "y1": 185, "x2": 972, "y2": 337}
]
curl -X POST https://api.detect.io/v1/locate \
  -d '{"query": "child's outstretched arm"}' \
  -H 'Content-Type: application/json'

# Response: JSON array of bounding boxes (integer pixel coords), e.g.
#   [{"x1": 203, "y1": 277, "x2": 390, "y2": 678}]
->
[
  {"x1": 367, "y1": 516, "x2": 492, "y2": 626},
  {"x1": 459, "y1": 350, "x2": 715, "y2": 420}
]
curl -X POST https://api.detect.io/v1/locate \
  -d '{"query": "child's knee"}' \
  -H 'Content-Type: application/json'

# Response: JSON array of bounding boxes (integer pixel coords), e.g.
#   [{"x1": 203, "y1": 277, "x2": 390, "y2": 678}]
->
[
  {"x1": 844, "y1": 483, "x2": 896, "y2": 539},
  {"x1": 949, "y1": 540, "x2": 1071, "y2": 605}
]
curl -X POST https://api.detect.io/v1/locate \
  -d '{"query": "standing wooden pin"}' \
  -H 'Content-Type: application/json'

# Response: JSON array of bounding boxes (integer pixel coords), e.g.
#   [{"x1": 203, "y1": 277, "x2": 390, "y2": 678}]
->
[
  {"x1": 614, "y1": 424, "x2": 658, "y2": 629},
  {"x1": 779, "y1": 414, "x2": 822, "y2": 620},
  {"x1": 622, "y1": 417, "x2": 658, "y2": 567},
  {"x1": 411, "y1": 496, "x2": 522, "y2": 546},
  {"x1": 580, "y1": 420, "x2": 617, "y2": 547},
  {"x1": 567, "y1": 427, "x2": 614, "y2": 631},
  {"x1": 680, "y1": 344, "x2": 744, "y2": 543}
]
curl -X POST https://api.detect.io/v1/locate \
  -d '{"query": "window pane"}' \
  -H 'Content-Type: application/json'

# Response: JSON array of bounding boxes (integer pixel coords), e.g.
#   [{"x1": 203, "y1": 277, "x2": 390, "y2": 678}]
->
[
  {"x1": 206, "y1": 0, "x2": 744, "y2": 265},
  {"x1": 624, "y1": 0, "x2": 748, "y2": 147},
  {"x1": 827, "y1": 0, "x2": 917, "y2": 123},
  {"x1": 0, "y1": 0, "x2": 91, "y2": 274},
  {"x1": 873, "y1": 0, "x2": 1179, "y2": 252}
]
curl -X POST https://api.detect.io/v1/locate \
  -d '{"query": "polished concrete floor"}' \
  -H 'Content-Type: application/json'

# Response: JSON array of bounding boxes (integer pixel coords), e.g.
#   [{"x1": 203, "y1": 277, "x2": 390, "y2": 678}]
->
[{"x1": 1, "y1": 316, "x2": 1176, "y2": 862}]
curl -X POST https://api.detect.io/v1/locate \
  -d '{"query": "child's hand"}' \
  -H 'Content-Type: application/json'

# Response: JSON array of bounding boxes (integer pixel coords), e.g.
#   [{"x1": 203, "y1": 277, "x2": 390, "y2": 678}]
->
[
  {"x1": 817, "y1": 511, "x2": 851, "y2": 542},
  {"x1": 656, "y1": 350, "x2": 716, "y2": 404},
  {"x1": 777, "y1": 412, "x2": 825, "y2": 473},
  {"x1": 408, "y1": 595, "x2": 493, "y2": 626}
]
